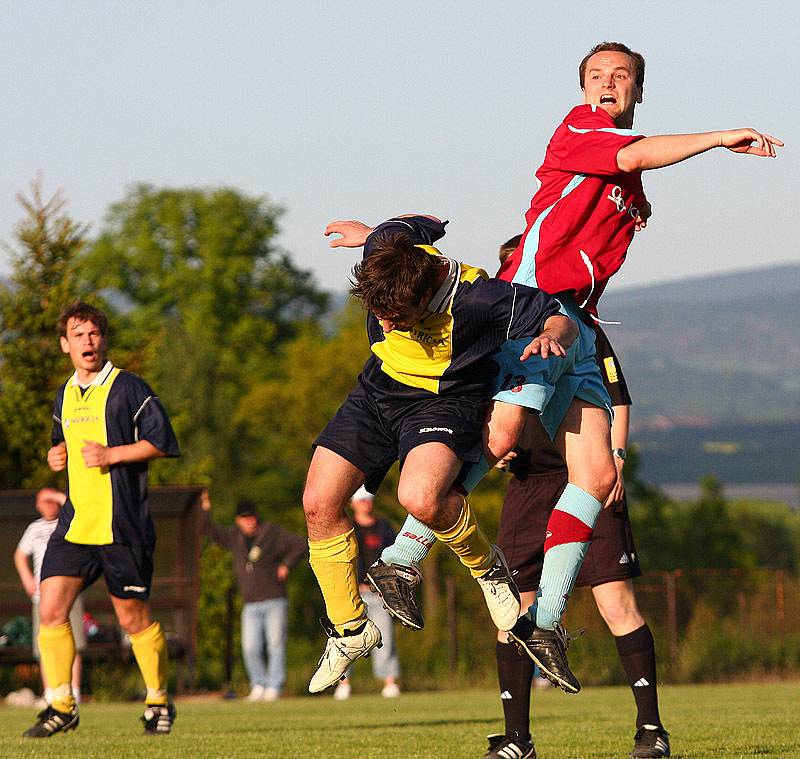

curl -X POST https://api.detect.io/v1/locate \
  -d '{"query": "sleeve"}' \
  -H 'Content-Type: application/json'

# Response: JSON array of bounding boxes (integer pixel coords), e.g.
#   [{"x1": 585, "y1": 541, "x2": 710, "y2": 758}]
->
[
  {"x1": 548, "y1": 105, "x2": 645, "y2": 176},
  {"x1": 472, "y1": 279, "x2": 564, "y2": 342},
  {"x1": 129, "y1": 377, "x2": 181, "y2": 457},
  {"x1": 202, "y1": 511, "x2": 236, "y2": 550},
  {"x1": 51, "y1": 386, "x2": 65, "y2": 446},
  {"x1": 17, "y1": 524, "x2": 34, "y2": 555},
  {"x1": 363, "y1": 215, "x2": 448, "y2": 258},
  {"x1": 277, "y1": 527, "x2": 308, "y2": 568},
  {"x1": 592, "y1": 325, "x2": 632, "y2": 406}
]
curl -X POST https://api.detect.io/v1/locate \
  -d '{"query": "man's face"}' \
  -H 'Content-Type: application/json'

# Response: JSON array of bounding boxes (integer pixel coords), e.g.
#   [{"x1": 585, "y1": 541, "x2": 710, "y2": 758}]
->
[
  {"x1": 36, "y1": 491, "x2": 62, "y2": 521},
  {"x1": 60, "y1": 318, "x2": 107, "y2": 374},
  {"x1": 351, "y1": 496, "x2": 374, "y2": 519},
  {"x1": 582, "y1": 51, "x2": 642, "y2": 126},
  {"x1": 374, "y1": 292, "x2": 431, "y2": 334},
  {"x1": 235, "y1": 514, "x2": 259, "y2": 536}
]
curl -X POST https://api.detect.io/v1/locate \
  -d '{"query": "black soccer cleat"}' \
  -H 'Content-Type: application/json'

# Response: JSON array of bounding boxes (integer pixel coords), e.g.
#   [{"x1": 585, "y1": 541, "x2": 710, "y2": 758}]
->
[
  {"x1": 483, "y1": 733, "x2": 536, "y2": 758},
  {"x1": 22, "y1": 705, "x2": 79, "y2": 738},
  {"x1": 366, "y1": 560, "x2": 424, "y2": 630},
  {"x1": 507, "y1": 615, "x2": 581, "y2": 694},
  {"x1": 631, "y1": 725, "x2": 670, "y2": 758},
  {"x1": 141, "y1": 701, "x2": 176, "y2": 735}
]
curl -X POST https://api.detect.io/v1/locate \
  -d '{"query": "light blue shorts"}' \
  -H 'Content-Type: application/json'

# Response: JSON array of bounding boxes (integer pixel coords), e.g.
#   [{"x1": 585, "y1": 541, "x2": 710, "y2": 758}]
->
[{"x1": 491, "y1": 296, "x2": 612, "y2": 438}]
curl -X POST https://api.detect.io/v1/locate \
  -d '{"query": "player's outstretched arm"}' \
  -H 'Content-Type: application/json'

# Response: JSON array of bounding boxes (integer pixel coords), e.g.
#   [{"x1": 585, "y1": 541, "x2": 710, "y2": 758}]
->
[
  {"x1": 519, "y1": 314, "x2": 578, "y2": 361},
  {"x1": 324, "y1": 220, "x2": 374, "y2": 248},
  {"x1": 617, "y1": 128, "x2": 783, "y2": 172},
  {"x1": 81, "y1": 439, "x2": 167, "y2": 468}
]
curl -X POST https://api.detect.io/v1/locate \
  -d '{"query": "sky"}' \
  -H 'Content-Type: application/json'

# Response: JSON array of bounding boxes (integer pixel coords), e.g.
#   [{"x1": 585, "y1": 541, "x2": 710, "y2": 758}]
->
[{"x1": 2, "y1": 1, "x2": 797, "y2": 296}]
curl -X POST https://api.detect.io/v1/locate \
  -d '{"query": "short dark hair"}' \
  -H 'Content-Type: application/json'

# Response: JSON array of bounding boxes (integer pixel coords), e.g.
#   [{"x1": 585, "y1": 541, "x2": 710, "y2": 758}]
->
[
  {"x1": 579, "y1": 42, "x2": 645, "y2": 90},
  {"x1": 58, "y1": 301, "x2": 108, "y2": 337},
  {"x1": 498, "y1": 234, "x2": 522, "y2": 265},
  {"x1": 350, "y1": 229, "x2": 440, "y2": 317}
]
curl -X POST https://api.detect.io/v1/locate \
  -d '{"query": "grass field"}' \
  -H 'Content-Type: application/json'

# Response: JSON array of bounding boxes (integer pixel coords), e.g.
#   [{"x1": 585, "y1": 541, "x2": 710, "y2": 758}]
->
[{"x1": 1, "y1": 681, "x2": 798, "y2": 758}]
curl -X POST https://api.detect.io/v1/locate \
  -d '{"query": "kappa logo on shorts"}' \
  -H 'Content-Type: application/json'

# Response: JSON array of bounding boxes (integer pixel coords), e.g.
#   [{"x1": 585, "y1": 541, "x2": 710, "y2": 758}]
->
[
  {"x1": 418, "y1": 427, "x2": 453, "y2": 434},
  {"x1": 123, "y1": 585, "x2": 147, "y2": 593}
]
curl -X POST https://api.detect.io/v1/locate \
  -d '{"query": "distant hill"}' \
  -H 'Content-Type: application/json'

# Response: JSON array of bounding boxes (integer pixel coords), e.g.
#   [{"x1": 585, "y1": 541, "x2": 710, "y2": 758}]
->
[{"x1": 601, "y1": 263, "x2": 800, "y2": 424}]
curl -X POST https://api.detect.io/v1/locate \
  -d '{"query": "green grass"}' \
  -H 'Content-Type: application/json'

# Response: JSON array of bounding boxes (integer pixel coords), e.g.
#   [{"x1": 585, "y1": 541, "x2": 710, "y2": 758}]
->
[{"x1": 1, "y1": 681, "x2": 798, "y2": 758}]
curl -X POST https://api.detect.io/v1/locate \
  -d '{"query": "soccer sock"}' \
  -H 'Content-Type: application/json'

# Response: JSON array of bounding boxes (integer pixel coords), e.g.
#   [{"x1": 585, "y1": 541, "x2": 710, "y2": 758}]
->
[
  {"x1": 432, "y1": 498, "x2": 494, "y2": 578},
  {"x1": 496, "y1": 641, "x2": 535, "y2": 742},
  {"x1": 615, "y1": 623, "x2": 662, "y2": 729},
  {"x1": 38, "y1": 622, "x2": 75, "y2": 712},
  {"x1": 380, "y1": 515, "x2": 436, "y2": 567},
  {"x1": 130, "y1": 621, "x2": 169, "y2": 705},
  {"x1": 379, "y1": 456, "x2": 494, "y2": 569},
  {"x1": 308, "y1": 529, "x2": 366, "y2": 635},
  {"x1": 532, "y1": 483, "x2": 601, "y2": 630}
]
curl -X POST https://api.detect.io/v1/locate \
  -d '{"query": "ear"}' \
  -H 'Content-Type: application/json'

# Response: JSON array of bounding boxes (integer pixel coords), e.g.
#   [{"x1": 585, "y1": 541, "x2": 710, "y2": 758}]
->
[
  {"x1": 59, "y1": 335, "x2": 70, "y2": 354},
  {"x1": 636, "y1": 85, "x2": 643, "y2": 105}
]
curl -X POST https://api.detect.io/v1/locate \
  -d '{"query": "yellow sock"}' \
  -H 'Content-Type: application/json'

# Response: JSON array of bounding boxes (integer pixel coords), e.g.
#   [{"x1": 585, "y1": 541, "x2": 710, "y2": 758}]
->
[
  {"x1": 433, "y1": 498, "x2": 495, "y2": 578},
  {"x1": 129, "y1": 621, "x2": 168, "y2": 705},
  {"x1": 308, "y1": 529, "x2": 366, "y2": 635},
  {"x1": 38, "y1": 622, "x2": 75, "y2": 712}
]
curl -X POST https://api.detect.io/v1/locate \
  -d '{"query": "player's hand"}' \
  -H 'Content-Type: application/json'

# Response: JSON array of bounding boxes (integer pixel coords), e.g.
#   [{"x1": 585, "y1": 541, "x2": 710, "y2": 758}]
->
[
  {"x1": 324, "y1": 220, "x2": 374, "y2": 248},
  {"x1": 718, "y1": 129, "x2": 783, "y2": 157},
  {"x1": 634, "y1": 200, "x2": 652, "y2": 232},
  {"x1": 520, "y1": 334, "x2": 567, "y2": 361},
  {"x1": 23, "y1": 577, "x2": 37, "y2": 598},
  {"x1": 47, "y1": 443, "x2": 67, "y2": 472},
  {"x1": 604, "y1": 461, "x2": 626, "y2": 509},
  {"x1": 200, "y1": 488, "x2": 211, "y2": 512},
  {"x1": 81, "y1": 440, "x2": 115, "y2": 468},
  {"x1": 277, "y1": 564, "x2": 289, "y2": 582},
  {"x1": 494, "y1": 450, "x2": 517, "y2": 470}
]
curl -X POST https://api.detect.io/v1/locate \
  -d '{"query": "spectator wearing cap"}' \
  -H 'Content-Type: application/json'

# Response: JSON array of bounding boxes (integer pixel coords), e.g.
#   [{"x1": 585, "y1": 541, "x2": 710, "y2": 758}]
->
[
  {"x1": 333, "y1": 486, "x2": 402, "y2": 700},
  {"x1": 200, "y1": 490, "x2": 306, "y2": 701}
]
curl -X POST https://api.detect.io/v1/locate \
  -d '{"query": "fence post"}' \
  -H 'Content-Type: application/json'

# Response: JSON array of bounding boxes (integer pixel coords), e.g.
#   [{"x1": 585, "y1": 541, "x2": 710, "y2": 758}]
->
[
  {"x1": 776, "y1": 569, "x2": 785, "y2": 639},
  {"x1": 664, "y1": 570, "x2": 679, "y2": 666},
  {"x1": 446, "y1": 575, "x2": 458, "y2": 673},
  {"x1": 223, "y1": 584, "x2": 236, "y2": 697}
]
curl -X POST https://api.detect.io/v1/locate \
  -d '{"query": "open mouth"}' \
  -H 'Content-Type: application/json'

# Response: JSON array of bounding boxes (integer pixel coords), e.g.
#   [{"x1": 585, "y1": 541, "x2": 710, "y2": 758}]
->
[{"x1": 600, "y1": 95, "x2": 617, "y2": 105}]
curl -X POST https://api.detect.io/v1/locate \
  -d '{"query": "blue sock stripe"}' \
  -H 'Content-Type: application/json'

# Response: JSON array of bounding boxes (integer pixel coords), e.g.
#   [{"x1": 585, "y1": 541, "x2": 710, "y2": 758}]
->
[{"x1": 380, "y1": 515, "x2": 436, "y2": 567}]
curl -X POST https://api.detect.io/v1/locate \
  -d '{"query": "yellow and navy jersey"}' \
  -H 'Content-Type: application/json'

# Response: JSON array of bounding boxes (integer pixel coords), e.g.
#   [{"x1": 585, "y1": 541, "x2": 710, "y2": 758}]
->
[
  {"x1": 51, "y1": 362, "x2": 180, "y2": 547},
  {"x1": 361, "y1": 217, "x2": 563, "y2": 398}
]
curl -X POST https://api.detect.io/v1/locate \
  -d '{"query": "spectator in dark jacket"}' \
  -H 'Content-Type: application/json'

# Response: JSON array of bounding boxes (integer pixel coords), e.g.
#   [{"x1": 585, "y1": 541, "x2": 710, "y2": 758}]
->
[{"x1": 201, "y1": 490, "x2": 306, "y2": 701}]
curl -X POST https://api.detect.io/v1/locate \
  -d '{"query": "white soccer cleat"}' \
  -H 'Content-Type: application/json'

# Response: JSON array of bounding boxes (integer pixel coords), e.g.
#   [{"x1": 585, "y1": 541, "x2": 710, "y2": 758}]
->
[
  {"x1": 245, "y1": 685, "x2": 265, "y2": 702},
  {"x1": 476, "y1": 546, "x2": 521, "y2": 632},
  {"x1": 308, "y1": 618, "x2": 382, "y2": 694},
  {"x1": 333, "y1": 680, "x2": 351, "y2": 701}
]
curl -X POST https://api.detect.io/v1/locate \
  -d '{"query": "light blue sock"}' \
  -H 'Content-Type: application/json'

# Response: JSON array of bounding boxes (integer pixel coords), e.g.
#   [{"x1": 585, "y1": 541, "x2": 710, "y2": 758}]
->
[
  {"x1": 532, "y1": 483, "x2": 602, "y2": 630},
  {"x1": 380, "y1": 515, "x2": 436, "y2": 567}
]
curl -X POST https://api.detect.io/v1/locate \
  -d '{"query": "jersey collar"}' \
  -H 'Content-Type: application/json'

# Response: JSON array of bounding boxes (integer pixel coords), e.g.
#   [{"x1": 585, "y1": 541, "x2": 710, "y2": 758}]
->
[
  {"x1": 69, "y1": 360, "x2": 115, "y2": 388},
  {"x1": 426, "y1": 257, "x2": 459, "y2": 314}
]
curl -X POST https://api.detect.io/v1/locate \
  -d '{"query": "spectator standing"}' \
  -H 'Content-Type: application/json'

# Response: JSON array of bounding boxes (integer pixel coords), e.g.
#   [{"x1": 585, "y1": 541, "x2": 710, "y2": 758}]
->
[
  {"x1": 201, "y1": 490, "x2": 306, "y2": 701},
  {"x1": 334, "y1": 487, "x2": 401, "y2": 700},
  {"x1": 14, "y1": 488, "x2": 86, "y2": 705}
]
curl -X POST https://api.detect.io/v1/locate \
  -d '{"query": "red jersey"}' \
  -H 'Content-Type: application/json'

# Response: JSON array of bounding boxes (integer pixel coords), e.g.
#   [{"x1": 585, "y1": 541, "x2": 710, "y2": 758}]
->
[{"x1": 497, "y1": 104, "x2": 647, "y2": 316}]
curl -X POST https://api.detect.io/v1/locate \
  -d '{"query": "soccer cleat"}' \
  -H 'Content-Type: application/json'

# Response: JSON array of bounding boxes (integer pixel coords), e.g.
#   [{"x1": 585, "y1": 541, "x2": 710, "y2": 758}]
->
[
  {"x1": 381, "y1": 682, "x2": 401, "y2": 698},
  {"x1": 245, "y1": 684, "x2": 265, "y2": 702},
  {"x1": 476, "y1": 546, "x2": 521, "y2": 631},
  {"x1": 141, "y1": 702, "x2": 176, "y2": 735},
  {"x1": 507, "y1": 615, "x2": 581, "y2": 694},
  {"x1": 366, "y1": 560, "x2": 425, "y2": 630},
  {"x1": 483, "y1": 733, "x2": 536, "y2": 759},
  {"x1": 631, "y1": 726, "x2": 670, "y2": 758},
  {"x1": 22, "y1": 705, "x2": 79, "y2": 738},
  {"x1": 308, "y1": 617, "x2": 382, "y2": 693},
  {"x1": 333, "y1": 680, "x2": 351, "y2": 700}
]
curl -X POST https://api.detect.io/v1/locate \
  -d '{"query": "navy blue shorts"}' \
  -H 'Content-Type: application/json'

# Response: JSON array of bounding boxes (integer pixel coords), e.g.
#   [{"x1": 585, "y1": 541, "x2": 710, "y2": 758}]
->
[
  {"x1": 314, "y1": 372, "x2": 489, "y2": 494},
  {"x1": 41, "y1": 534, "x2": 154, "y2": 600}
]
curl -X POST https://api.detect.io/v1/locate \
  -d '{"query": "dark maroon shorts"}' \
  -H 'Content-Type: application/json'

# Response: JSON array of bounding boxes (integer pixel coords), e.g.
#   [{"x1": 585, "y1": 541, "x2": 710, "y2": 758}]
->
[{"x1": 496, "y1": 468, "x2": 641, "y2": 592}]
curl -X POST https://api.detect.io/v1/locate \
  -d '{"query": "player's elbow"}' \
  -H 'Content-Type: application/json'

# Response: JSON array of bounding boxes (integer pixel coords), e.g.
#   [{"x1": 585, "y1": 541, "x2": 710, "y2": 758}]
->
[{"x1": 616, "y1": 147, "x2": 642, "y2": 173}]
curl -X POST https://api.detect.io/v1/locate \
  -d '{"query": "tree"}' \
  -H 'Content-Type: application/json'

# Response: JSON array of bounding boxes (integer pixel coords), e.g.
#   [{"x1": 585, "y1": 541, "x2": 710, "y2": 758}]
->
[
  {"x1": 81, "y1": 185, "x2": 329, "y2": 499},
  {"x1": 0, "y1": 180, "x2": 89, "y2": 487}
]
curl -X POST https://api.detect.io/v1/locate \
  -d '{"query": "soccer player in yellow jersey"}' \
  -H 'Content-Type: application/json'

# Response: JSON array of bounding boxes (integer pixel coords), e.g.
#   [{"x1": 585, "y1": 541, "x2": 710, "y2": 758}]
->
[{"x1": 23, "y1": 302, "x2": 180, "y2": 738}]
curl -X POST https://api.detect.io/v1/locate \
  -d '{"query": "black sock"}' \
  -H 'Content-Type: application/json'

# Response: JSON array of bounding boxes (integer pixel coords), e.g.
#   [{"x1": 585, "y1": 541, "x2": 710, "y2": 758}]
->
[
  {"x1": 496, "y1": 641, "x2": 535, "y2": 742},
  {"x1": 615, "y1": 623, "x2": 662, "y2": 729}
]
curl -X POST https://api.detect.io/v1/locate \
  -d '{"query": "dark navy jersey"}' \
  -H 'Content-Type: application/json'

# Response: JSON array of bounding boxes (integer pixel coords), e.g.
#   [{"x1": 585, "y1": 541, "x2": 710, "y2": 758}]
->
[
  {"x1": 51, "y1": 362, "x2": 180, "y2": 547},
  {"x1": 360, "y1": 216, "x2": 564, "y2": 398}
]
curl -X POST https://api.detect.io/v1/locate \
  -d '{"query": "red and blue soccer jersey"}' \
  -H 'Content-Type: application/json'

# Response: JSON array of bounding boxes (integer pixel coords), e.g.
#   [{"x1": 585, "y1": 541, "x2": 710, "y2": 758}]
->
[{"x1": 497, "y1": 104, "x2": 648, "y2": 316}]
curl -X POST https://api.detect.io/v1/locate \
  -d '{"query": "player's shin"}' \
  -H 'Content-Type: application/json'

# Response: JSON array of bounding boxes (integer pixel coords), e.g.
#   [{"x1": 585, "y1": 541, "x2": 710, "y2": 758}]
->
[
  {"x1": 432, "y1": 497, "x2": 494, "y2": 577},
  {"x1": 38, "y1": 622, "x2": 76, "y2": 712},
  {"x1": 530, "y1": 484, "x2": 601, "y2": 629},
  {"x1": 308, "y1": 528, "x2": 366, "y2": 633},
  {"x1": 130, "y1": 621, "x2": 169, "y2": 705}
]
